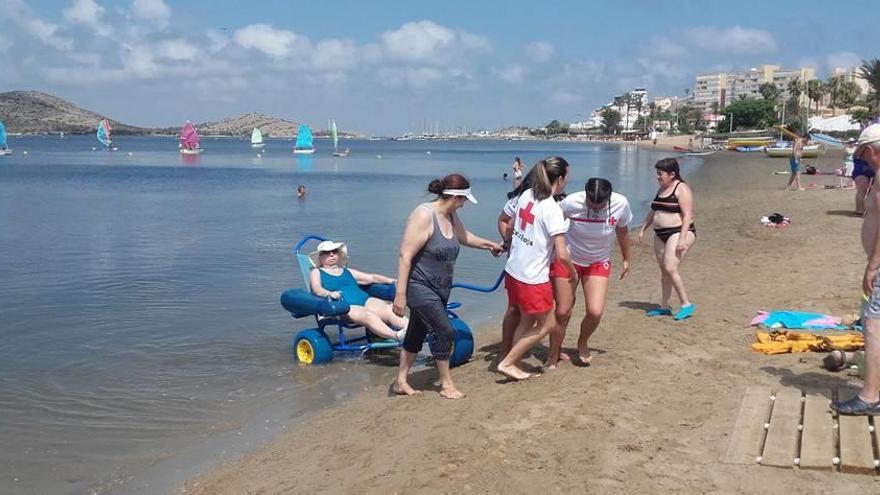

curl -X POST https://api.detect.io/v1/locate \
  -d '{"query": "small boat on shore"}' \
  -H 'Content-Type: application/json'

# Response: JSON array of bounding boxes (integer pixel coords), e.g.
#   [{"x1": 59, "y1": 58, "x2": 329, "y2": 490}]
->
[
  {"x1": 251, "y1": 127, "x2": 265, "y2": 149},
  {"x1": 736, "y1": 146, "x2": 765, "y2": 152},
  {"x1": 179, "y1": 121, "x2": 204, "y2": 154},
  {"x1": 683, "y1": 150, "x2": 716, "y2": 157},
  {"x1": 293, "y1": 124, "x2": 315, "y2": 154},
  {"x1": 727, "y1": 137, "x2": 772, "y2": 150},
  {"x1": 0, "y1": 120, "x2": 11, "y2": 156},
  {"x1": 764, "y1": 144, "x2": 821, "y2": 158},
  {"x1": 673, "y1": 145, "x2": 690, "y2": 152}
]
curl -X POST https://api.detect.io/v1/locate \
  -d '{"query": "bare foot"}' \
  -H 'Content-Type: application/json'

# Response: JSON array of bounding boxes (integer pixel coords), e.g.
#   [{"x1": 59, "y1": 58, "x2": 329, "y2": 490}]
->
[
  {"x1": 559, "y1": 351, "x2": 572, "y2": 362},
  {"x1": 497, "y1": 363, "x2": 535, "y2": 381},
  {"x1": 578, "y1": 351, "x2": 592, "y2": 366},
  {"x1": 392, "y1": 380, "x2": 421, "y2": 396},
  {"x1": 439, "y1": 386, "x2": 465, "y2": 399}
]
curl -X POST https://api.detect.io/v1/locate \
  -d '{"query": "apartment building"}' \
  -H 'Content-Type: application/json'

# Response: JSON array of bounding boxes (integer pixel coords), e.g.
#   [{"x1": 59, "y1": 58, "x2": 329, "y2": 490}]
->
[{"x1": 691, "y1": 65, "x2": 815, "y2": 113}]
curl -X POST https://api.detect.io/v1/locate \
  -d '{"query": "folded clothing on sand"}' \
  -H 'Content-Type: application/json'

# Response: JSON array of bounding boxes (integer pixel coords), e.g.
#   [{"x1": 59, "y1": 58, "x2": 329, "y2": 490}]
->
[
  {"x1": 750, "y1": 310, "x2": 845, "y2": 330},
  {"x1": 751, "y1": 330, "x2": 864, "y2": 355}
]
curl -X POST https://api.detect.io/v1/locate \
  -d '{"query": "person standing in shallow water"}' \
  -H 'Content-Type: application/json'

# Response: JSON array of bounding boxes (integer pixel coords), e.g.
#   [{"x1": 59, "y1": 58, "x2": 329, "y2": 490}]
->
[
  {"x1": 392, "y1": 173, "x2": 503, "y2": 399},
  {"x1": 638, "y1": 158, "x2": 697, "y2": 320}
]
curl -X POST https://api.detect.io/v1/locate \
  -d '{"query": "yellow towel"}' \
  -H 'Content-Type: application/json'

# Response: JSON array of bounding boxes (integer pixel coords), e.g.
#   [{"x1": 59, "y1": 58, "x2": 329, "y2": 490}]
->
[{"x1": 751, "y1": 330, "x2": 864, "y2": 355}]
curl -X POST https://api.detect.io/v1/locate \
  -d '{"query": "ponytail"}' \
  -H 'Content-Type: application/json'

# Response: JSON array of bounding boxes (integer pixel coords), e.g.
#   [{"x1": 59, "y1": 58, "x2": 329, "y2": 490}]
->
[{"x1": 529, "y1": 156, "x2": 570, "y2": 201}]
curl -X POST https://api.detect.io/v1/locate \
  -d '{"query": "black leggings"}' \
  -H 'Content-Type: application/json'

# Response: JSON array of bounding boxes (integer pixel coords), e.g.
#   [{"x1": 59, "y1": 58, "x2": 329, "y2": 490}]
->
[
  {"x1": 403, "y1": 301, "x2": 454, "y2": 360},
  {"x1": 654, "y1": 224, "x2": 696, "y2": 243}
]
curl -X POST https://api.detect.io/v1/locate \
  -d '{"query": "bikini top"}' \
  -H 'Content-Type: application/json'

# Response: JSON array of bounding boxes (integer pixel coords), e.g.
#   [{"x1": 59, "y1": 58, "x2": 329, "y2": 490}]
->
[{"x1": 651, "y1": 181, "x2": 683, "y2": 214}]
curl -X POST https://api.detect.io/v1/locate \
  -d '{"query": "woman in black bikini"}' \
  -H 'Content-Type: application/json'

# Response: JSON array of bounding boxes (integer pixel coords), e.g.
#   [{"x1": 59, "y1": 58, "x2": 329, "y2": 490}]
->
[{"x1": 637, "y1": 158, "x2": 696, "y2": 320}]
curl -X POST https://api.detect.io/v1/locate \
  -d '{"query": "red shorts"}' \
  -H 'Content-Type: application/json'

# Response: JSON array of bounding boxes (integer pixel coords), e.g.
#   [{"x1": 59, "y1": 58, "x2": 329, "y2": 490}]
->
[
  {"x1": 574, "y1": 260, "x2": 611, "y2": 278},
  {"x1": 504, "y1": 273, "x2": 553, "y2": 315}
]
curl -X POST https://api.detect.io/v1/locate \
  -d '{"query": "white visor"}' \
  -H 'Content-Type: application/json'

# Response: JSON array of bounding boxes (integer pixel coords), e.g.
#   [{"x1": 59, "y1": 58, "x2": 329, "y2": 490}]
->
[{"x1": 443, "y1": 188, "x2": 478, "y2": 204}]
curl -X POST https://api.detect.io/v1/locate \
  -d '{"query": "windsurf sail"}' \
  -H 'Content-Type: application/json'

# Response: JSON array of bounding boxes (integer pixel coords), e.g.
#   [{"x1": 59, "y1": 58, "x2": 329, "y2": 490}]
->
[
  {"x1": 295, "y1": 124, "x2": 313, "y2": 149},
  {"x1": 251, "y1": 127, "x2": 263, "y2": 145},
  {"x1": 97, "y1": 119, "x2": 112, "y2": 147},
  {"x1": 331, "y1": 120, "x2": 338, "y2": 153},
  {"x1": 0, "y1": 120, "x2": 7, "y2": 148},
  {"x1": 180, "y1": 121, "x2": 200, "y2": 150}
]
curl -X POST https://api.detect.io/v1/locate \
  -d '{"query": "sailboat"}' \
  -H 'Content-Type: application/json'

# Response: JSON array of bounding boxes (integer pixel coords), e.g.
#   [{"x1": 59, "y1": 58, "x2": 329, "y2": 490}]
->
[
  {"x1": 179, "y1": 120, "x2": 204, "y2": 154},
  {"x1": 96, "y1": 119, "x2": 116, "y2": 151},
  {"x1": 0, "y1": 120, "x2": 11, "y2": 156},
  {"x1": 331, "y1": 120, "x2": 349, "y2": 157},
  {"x1": 251, "y1": 127, "x2": 265, "y2": 149},
  {"x1": 293, "y1": 124, "x2": 315, "y2": 154}
]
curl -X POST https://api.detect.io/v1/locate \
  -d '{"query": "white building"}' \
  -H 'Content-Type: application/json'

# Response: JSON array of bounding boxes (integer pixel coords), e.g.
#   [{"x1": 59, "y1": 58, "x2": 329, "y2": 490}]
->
[{"x1": 692, "y1": 65, "x2": 816, "y2": 113}]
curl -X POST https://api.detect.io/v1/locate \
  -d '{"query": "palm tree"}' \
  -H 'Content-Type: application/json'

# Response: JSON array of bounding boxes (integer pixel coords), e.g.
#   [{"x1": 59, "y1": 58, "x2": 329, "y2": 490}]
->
[
  {"x1": 826, "y1": 75, "x2": 844, "y2": 116},
  {"x1": 759, "y1": 82, "x2": 779, "y2": 101},
  {"x1": 858, "y1": 58, "x2": 880, "y2": 112},
  {"x1": 807, "y1": 79, "x2": 824, "y2": 115}
]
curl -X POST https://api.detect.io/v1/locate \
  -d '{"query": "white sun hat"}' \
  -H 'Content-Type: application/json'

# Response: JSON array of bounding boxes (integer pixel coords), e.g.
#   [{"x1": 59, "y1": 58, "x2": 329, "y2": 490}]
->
[
  {"x1": 443, "y1": 187, "x2": 478, "y2": 204},
  {"x1": 857, "y1": 123, "x2": 880, "y2": 147},
  {"x1": 308, "y1": 240, "x2": 349, "y2": 267}
]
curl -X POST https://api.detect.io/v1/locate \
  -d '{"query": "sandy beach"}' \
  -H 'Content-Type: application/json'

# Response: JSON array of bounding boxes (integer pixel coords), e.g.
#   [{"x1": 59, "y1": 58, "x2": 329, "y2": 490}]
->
[{"x1": 186, "y1": 149, "x2": 878, "y2": 494}]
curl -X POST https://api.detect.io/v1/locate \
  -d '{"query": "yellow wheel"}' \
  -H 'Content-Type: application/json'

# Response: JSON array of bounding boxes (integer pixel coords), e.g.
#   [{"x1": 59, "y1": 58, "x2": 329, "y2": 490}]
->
[
  {"x1": 296, "y1": 339, "x2": 315, "y2": 364},
  {"x1": 293, "y1": 329, "x2": 333, "y2": 365}
]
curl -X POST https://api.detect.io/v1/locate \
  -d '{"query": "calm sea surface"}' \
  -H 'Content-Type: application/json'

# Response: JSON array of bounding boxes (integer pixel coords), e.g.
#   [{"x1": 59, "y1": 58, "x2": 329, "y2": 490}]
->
[{"x1": 0, "y1": 135, "x2": 700, "y2": 494}]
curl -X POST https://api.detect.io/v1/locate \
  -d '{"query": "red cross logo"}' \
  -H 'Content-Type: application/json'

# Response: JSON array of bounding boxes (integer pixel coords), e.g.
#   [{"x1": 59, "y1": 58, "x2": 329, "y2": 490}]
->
[
  {"x1": 518, "y1": 201, "x2": 536, "y2": 229},
  {"x1": 608, "y1": 215, "x2": 617, "y2": 226}
]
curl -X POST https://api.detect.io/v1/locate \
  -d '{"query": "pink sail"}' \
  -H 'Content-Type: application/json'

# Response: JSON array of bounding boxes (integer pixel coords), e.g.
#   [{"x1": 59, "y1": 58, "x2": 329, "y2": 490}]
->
[{"x1": 180, "y1": 121, "x2": 200, "y2": 150}]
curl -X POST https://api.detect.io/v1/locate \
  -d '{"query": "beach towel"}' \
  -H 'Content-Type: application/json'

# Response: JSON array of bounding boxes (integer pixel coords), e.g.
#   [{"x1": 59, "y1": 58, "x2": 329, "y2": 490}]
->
[
  {"x1": 750, "y1": 310, "x2": 845, "y2": 330},
  {"x1": 751, "y1": 330, "x2": 864, "y2": 355}
]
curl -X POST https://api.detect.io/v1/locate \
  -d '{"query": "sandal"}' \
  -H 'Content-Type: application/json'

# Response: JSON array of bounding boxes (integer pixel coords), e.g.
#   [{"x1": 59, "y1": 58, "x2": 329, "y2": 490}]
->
[{"x1": 830, "y1": 396, "x2": 880, "y2": 416}]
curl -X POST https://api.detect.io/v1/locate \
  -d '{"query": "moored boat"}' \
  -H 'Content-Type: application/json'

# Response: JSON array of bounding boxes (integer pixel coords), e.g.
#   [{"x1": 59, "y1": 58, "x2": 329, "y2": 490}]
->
[{"x1": 764, "y1": 144, "x2": 821, "y2": 158}]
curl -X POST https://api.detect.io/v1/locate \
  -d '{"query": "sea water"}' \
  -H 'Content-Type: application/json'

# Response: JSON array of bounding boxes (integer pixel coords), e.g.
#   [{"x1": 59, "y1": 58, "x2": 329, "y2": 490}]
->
[{"x1": 0, "y1": 135, "x2": 700, "y2": 494}]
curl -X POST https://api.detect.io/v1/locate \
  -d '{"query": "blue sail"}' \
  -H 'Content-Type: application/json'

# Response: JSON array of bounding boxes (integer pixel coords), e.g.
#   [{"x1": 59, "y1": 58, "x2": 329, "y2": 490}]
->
[
  {"x1": 96, "y1": 120, "x2": 112, "y2": 147},
  {"x1": 295, "y1": 124, "x2": 313, "y2": 149},
  {"x1": 0, "y1": 120, "x2": 6, "y2": 148}
]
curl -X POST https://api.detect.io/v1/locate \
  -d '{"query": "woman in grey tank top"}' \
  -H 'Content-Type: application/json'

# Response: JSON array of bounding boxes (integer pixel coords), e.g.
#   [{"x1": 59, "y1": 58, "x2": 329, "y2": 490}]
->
[{"x1": 392, "y1": 174, "x2": 503, "y2": 399}]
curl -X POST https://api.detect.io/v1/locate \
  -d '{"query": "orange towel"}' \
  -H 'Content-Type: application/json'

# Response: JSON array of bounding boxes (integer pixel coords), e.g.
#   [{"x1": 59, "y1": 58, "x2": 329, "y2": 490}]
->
[{"x1": 751, "y1": 330, "x2": 864, "y2": 355}]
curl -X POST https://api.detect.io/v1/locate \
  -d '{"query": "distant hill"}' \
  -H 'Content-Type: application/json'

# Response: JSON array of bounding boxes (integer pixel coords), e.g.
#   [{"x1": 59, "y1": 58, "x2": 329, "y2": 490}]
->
[
  {"x1": 0, "y1": 91, "x2": 148, "y2": 135},
  {"x1": 0, "y1": 90, "x2": 363, "y2": 138}
]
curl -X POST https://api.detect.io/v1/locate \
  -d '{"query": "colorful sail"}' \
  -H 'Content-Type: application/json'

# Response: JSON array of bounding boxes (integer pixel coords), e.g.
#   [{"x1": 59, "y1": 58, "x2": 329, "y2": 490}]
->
[
  {"x1": 180, "y1": 121, "x2": 200, "y2": 150},
  {"x1": 0, "y1": 120, "x2": 7, "y2": 148},
  {"x1": 331, "y1": 120, "x2": 338, "y2": 152},
  {"x1": 251, "y1": 127, "x2": 263, "y2": 145},
  {"x1": 295, "y1": 124, "x2": 313, "y2": 149},
  {"x1": 96, "y1": 119, "x2": 112, "y2": 147}
]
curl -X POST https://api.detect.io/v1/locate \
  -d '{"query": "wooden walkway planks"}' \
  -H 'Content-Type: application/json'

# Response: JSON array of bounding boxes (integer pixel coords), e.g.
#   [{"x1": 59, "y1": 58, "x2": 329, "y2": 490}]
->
[
  {"x1": 761, "y1": 389, "x2": 803, "y2": 468},
  {"x1": 723, "y1": 386, "x2": 772, "y2": 465},
  {"x1": 838, "y1": 415, "x2": 876, "y2": 474},
  {"x1": 799, "y1": 395, "x2": 833, "y2": 471}
]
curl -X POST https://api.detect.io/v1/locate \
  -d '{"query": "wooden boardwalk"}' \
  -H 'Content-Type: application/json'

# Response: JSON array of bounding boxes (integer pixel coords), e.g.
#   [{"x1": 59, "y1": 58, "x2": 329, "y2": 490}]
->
[{"x1": 724, "y1": 386, "x2": 879, "y2": 474}]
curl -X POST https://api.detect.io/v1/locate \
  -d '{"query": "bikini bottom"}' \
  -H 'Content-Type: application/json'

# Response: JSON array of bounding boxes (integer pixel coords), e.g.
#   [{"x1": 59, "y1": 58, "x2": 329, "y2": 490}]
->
[{"x1": 654, "y1": 224, "x2": 696, "y2": 243}]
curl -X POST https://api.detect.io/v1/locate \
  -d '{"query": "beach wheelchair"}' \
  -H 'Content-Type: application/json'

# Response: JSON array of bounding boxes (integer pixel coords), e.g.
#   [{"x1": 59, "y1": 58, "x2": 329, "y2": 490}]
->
[{"x1": 280, "y1": 235, "x2": 504, "y2": 367}]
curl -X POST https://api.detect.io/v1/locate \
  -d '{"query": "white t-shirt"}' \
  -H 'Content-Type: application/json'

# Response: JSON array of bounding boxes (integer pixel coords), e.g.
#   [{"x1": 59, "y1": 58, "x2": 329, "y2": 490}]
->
[
  {"x1": 503, "y1": 189, "x2": 568, "y2": 284},
  {"x1": 559, "y1": 191, "x2": 632, "y2": 265}
]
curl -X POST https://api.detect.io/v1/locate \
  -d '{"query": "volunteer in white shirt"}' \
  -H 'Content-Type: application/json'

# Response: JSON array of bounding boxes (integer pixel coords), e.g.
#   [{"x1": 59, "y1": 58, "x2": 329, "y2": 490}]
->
[
  {"x1": 549, "y1": 178, "x2": 632, "y2": 366},
  {"x1": 497, "y1": 157, "x2": 575, "y2": 381}
]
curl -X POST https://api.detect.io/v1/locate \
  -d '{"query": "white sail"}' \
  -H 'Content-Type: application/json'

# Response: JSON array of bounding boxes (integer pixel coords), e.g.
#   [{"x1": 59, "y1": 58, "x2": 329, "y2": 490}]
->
[{"x1": 251, "y1": 128, "x2": 263, "y2": 145}]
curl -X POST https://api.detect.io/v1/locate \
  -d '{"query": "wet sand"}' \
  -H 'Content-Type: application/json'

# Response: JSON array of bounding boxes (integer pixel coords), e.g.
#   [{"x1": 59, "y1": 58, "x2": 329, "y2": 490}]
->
[{"x1": 186, "y1": 149, "x2": 876, "y2": 493}]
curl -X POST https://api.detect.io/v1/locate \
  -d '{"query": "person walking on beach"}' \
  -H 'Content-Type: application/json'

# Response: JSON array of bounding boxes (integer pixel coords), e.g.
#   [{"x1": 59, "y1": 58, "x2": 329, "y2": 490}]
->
[
  {"x1": 392, "y1": 174, "x2": 502, "y2": 399},
  {"x1": 787, "y1": 137, "x2": 805, "y2": 191},
  {"x1": 832, "y1": 124, "x2": 880, "y2": 415},
  {"x1": 512, "y1": 157, "x2": 524, "y2": 188},
  {"x1": 852, "y1": 140, "x2": 875, "y2": 215},
  {"x1": 638, "y1": 158, "x2": 697, "y2": 320},
  {"x1": 497, "y1": 157, "x2": 575, "y2": 380},
  {"x1": 497, "y1": 164, "x2": 575, "y2": 370},
  {"x1": 552, "y1": 178, "x2": 632, "y2": 366}
]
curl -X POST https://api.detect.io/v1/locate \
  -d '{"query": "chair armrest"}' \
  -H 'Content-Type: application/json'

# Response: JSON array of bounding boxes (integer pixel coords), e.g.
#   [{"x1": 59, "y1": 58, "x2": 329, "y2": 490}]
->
[
  {"x1": 280, "y1": 289, "x2": 351, "y2": 318},
  {"x1": 362, "y1": 283, "x2": 396, "y2": 302}
]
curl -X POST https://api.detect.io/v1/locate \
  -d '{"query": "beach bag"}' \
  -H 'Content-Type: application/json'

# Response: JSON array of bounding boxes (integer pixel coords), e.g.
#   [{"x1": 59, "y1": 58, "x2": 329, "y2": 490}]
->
[
  {"x1": 768, "y1": 213, "x2": 785, "y2": 224},
  {"x1": 805, "y1": 166, "x2": 817, "y2": 175}
]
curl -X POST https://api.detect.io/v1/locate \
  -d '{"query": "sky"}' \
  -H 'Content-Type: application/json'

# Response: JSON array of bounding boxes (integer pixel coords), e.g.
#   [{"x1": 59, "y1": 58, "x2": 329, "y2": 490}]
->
[{"x1": 0, "y1": 0, "x2": 876, "y2": 134}]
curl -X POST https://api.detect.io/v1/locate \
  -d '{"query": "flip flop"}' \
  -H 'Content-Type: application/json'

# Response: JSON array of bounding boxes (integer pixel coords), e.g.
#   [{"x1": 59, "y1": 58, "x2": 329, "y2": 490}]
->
[{"x1": 830, "y1": 396, "x2": 880, "y2": 416}]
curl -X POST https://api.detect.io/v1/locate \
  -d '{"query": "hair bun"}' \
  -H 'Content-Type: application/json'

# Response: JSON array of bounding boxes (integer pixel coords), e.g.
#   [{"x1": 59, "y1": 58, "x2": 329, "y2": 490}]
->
[{"x1": 427, "y1": 179, "x2": 444, "y2": 194}]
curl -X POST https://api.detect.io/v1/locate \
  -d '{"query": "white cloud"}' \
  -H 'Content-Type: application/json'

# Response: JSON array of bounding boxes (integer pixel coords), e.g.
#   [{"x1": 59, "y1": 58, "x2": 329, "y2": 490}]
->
[
  {"x1": 497, "y1": 65, "x2": 526, "y2": 85},
  {"x1": 524, "y1": 42, "x2": 554, "y2": 63},
  {"x1": 63, "y1": 0, "x2": 111, "y2": 35},
  {"x1": 206, "y1": 29, "x2": 230, "y2": 53},
  {"x1": 380, "y1": 20, "x2": 490, "y2": 66},
  {"x1": 157, "y1": 39, "x2": 197, "y2": 61},
  {"x1": 826, "y1": 51, "x2": 862, "y2": 72},
  {"x1": 0, "y1": 0, "x2": 74, "y2": 50},
  {"x1": 131, "y1": 0, "x2": 170, "y2": 29},
  {"x1": 312, "y1": 39, "x2": 358, "y2": 71},
  {"x1": 234, "y1": 24, "x2": 306, "y2": 60},
  {"x1": 646, "y1": 36, "x2": 686, "y2": 58},
  {"x1": 685, "y1": 26, "x2": 776, "y2": 54}
]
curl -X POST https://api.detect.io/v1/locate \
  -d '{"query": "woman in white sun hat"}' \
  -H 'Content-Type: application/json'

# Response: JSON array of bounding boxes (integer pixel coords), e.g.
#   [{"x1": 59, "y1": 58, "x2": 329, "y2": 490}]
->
[{"x1": 309, "y1": 240, "x2": 409, "y2": 342}]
